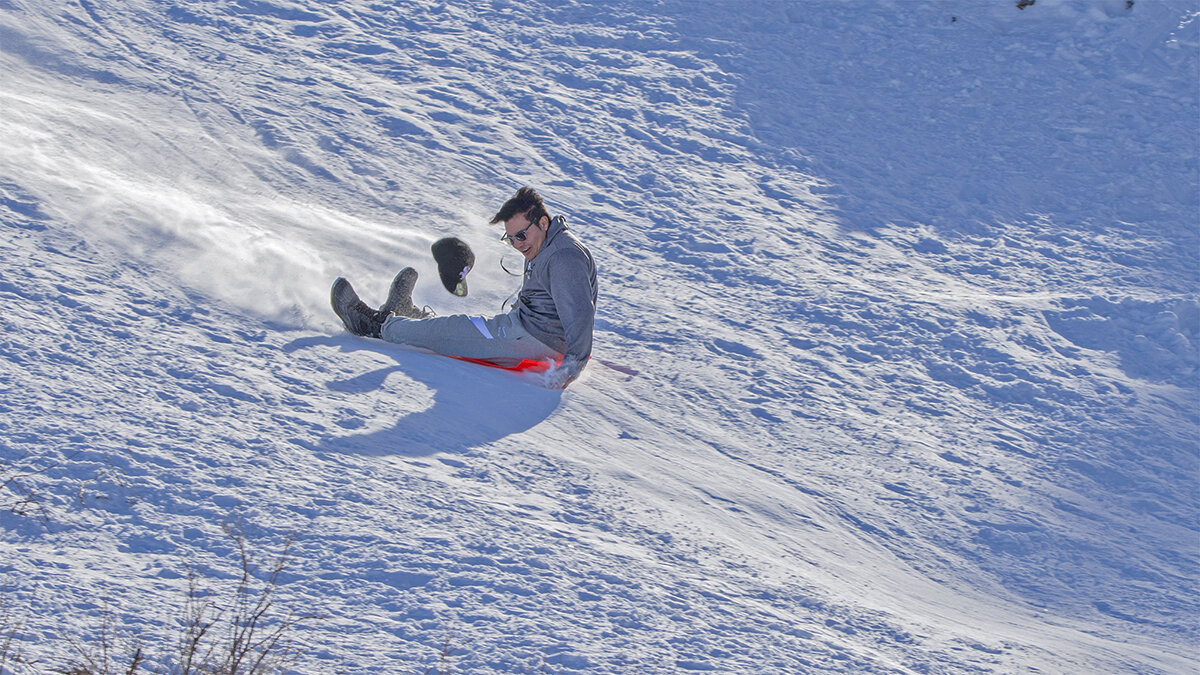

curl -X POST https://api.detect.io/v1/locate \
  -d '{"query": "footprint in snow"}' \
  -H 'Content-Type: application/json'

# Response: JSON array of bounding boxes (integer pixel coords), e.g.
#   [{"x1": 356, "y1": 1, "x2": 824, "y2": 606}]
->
[
  {"x1": 334, "y1": 408, "x2": 366, "y2": 429},
  {"x1": 708, "y1": 338, "x2": 762, "y2": 360}
]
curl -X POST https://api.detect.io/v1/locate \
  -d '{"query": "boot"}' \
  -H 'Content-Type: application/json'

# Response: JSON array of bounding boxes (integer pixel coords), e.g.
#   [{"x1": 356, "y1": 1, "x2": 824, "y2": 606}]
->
[
  {"x1": 379, "y1": 267, "x2": 433, "y2": 319},
  {"x1": 331, "y1": 277, "x2": 384, "y2": 338}
]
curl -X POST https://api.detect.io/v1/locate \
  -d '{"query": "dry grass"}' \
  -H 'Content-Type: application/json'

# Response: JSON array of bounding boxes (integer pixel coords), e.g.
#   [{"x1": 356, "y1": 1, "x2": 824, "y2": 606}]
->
[{"x1": 2, "y1": 522, "x2": 317, "y2": 675}]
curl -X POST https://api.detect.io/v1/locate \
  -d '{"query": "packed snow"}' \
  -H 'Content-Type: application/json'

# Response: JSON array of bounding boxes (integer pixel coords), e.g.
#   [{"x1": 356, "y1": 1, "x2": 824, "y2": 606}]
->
[{"x1": 1, "y1": 0, "x2": 1197, "y2": 672}]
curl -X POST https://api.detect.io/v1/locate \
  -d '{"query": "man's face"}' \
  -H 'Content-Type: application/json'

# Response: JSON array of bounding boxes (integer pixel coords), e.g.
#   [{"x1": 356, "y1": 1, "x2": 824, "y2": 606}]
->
[{"x1": 503, "y1": 211, "x2": 548, "y2": 261}]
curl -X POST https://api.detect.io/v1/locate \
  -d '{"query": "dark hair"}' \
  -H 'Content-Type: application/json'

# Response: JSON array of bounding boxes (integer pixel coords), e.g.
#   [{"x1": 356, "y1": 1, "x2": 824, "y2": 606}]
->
[{"x1": 490, "y1": 186, "x2": 549, "y2": 225}]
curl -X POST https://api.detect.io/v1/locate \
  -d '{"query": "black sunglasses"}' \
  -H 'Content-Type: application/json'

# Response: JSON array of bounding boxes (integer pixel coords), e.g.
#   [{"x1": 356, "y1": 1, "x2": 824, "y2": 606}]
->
[{"x1": 500, "y1": 219, "x2": 541, "y2": 245}]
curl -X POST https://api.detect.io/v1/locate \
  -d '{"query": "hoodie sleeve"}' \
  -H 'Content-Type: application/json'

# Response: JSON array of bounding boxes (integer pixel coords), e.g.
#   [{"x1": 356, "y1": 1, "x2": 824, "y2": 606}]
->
[{"x1": 546, "y1": 246, "x2": 596, "y2": 376}]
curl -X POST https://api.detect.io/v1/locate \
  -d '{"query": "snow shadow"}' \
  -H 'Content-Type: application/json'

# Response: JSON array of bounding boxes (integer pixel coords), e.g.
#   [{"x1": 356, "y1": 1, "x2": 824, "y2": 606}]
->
[
  {"x1": 285, "y1": 335, "x2": 562, "y2": 457},
  {"x1": 708, "y1": 3, "x2": 1198, "y2": 237}
]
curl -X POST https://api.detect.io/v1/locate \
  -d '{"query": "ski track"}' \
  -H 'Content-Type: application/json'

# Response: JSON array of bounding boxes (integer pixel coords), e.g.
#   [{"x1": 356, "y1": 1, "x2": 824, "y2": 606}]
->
[{"x1": 1, "y1": 0, "x2": 1198, "y2": 673}]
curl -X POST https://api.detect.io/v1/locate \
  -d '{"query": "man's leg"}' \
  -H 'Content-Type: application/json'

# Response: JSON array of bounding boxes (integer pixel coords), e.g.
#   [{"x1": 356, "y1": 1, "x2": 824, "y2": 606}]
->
[{"x1": 380, "y1": 310, "x2": 560, "y2": 367}]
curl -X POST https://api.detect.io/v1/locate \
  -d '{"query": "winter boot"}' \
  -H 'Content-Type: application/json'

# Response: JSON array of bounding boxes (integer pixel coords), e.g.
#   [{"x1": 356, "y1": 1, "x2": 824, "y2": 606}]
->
[
  {"x1": 379, "y1": 267, "x2": 433, "y2": 319},
  {"x1": 331, "y1": 277, "x2": 383, "y2": 338}
]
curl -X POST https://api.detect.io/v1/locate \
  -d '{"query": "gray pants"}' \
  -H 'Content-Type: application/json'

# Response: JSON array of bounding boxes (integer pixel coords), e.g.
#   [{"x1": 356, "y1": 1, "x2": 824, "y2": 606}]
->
[{"x1": 380, "y1": 309, "x2": 561, "y2": 367}]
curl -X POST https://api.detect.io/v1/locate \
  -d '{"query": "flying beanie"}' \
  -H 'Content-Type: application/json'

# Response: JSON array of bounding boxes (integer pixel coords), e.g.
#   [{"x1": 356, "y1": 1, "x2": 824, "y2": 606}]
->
[{"x1": 431, "y1": 237, "x2": 475, "y2": 296}]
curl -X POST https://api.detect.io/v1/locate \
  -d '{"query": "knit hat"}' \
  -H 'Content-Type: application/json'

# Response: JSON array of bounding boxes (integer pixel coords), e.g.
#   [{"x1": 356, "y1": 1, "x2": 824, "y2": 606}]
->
[{"x1": 431, "y1": 237, "x2": 475, "y2": 296}]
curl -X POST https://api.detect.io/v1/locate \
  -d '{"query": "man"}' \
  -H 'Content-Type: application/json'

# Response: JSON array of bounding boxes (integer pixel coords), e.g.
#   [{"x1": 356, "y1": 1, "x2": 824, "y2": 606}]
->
[{"x1": 330, "y1": 187, "x2": 597, "y2": 389}]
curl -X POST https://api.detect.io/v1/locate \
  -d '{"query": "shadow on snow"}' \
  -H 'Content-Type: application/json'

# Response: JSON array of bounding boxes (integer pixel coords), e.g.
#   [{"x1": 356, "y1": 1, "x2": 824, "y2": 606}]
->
[{"x1": 284, "y1": 335, "x2": 563, "y2": 457}]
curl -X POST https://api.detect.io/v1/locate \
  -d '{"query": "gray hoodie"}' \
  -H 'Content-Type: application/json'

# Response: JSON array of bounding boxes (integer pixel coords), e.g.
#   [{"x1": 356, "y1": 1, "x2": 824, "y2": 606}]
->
[{"x1": 516, "y1": 216, "x2": 597, "y2": 377}]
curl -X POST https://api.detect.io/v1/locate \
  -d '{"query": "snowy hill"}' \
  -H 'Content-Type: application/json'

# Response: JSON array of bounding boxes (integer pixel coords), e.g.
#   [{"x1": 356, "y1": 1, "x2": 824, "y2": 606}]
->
[{"x1": 1, "y1": 0, "x2": 1197, "y2": 672}]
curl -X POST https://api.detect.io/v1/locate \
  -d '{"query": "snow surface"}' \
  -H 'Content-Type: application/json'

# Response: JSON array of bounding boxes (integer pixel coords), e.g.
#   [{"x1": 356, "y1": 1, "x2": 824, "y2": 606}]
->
[{"x1": 1, "y1": 0, "x2": 1197, "y2": 672}]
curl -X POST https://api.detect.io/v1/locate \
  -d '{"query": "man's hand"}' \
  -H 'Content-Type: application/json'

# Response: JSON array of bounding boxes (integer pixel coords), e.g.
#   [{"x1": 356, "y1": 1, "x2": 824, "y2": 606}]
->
[{"x1": 543, "y1": 357, "x2": 586, "y2": 389}]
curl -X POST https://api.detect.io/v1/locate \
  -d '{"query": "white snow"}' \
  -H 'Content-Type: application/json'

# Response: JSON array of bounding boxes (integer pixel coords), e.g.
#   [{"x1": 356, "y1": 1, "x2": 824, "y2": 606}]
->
[{"x1": 1, "y1": 0, "x2": 1197, "y2": 672}]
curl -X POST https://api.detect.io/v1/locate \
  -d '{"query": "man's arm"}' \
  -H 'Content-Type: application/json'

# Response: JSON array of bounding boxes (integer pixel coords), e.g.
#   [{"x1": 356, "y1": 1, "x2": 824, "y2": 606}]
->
[{"x1": 546, "y1": 248, "x2": 596, "y2": 385}]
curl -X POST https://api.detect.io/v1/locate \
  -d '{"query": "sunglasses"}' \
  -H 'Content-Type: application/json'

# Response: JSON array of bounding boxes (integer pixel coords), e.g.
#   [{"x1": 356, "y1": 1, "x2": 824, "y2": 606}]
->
[{"x1": 500, "y1": 219, "x2": 541, "y2": 246}]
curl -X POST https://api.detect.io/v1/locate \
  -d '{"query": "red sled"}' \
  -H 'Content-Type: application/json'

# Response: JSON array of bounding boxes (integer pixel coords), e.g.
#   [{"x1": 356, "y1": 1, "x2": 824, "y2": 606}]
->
[{"x1": 448, "y1": 355, "x2": 560, "y2": 373}]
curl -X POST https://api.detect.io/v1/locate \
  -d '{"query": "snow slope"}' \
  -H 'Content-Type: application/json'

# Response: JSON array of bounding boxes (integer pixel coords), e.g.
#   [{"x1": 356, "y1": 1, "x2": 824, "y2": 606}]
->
[{"x1": 1, "y1": 0, "x2": 1197, "y2": 672}]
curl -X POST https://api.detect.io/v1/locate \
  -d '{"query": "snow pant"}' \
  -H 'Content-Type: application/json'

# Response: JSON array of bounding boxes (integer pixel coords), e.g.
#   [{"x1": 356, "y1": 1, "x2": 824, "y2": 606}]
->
[{"x1": 380, "y1": 309, "x2": 562, "y2": 368}]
